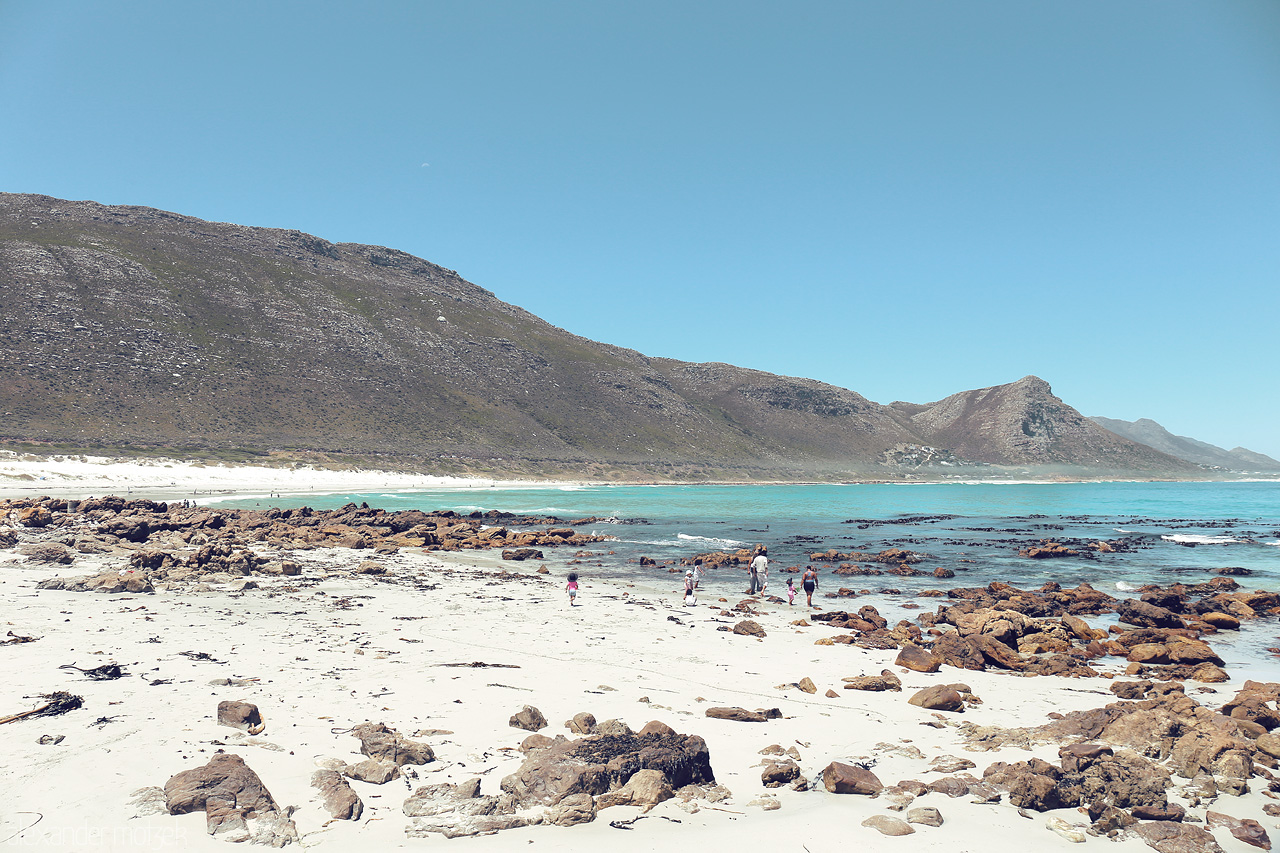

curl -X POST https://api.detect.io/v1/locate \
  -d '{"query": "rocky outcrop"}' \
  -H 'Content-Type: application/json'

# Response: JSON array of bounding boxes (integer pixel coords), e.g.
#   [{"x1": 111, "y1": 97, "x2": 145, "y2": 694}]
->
[
  {"x1": 351, "y1": 722, "x2": 435, "y2": 766},
  {"x1": 163, "y1": 752, "x2": 297, "y2": 845},
  {"x1": 311, "y1": 770, "x2": 362, "y2": 821}
]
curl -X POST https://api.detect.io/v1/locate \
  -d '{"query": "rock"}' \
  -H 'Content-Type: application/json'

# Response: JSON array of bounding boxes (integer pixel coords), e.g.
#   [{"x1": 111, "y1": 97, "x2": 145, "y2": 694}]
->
[
  {"x1": 925, "y1": 776, "x2": 978, "y2": 798},
  {"x1": 1046, "y1": 816, "x2": 1086, "y2": 843},
  {"x1": 402, "y1": 779, "x2": 533, "y2": 838},
  {"x1": 595, "y1": 718, "x2": 634, "y2": 736},
  {"x1": 355, "y1": 560, "x2": 385, "y2": 574},
  {"x1": 311, "y1": 769, "x2": 363, "y2": 820},
  {"x1": 822, "y1": 761, "x2": 883, "y2": 795},
  {"x1": 216, "y1": 701, "x2": 265, "y2": 735},
  {"x1": 19, "y1": 542, "x2": 73, "y2": 563},
  {"x1": 882, "y1": 786, "x2": 916, "y2": 811},
  {"x1": 747, "y1": 794, "x2": 781, "y2": 810},
  {"x1": 862, "y1": 815, "x2": 914, "y2": 836},
  {"x1": 762, "y1": 760, "x2": 801, "y2": 787},
  {"x1": 547, "y1": 792, "x2": 597, "y2": 826},
  {"x1": 797, "y1": 676, "x2": 817, "y2": 694},
  {"x1": 637, "y1": 720, "x2": 675, "y2": 737},
  {"x1": 1132, "y1": 803, "x2": 1187, "y2": 821},
  {"x1": 500, "y1": 731, "x2": 714, "y2": 807},
  {"x1": 906, "y1": 806, "x2": 943, "y2": 827},
  {"x1": 521, "y1": 733, "x2": 557, "y2": 752},
  {"x1": 1091, "y1": 805, "x2": 1138, "y2": 834},
  {"x1": 1201, "y1": 612, "x2": 1240, "y2": 630},
  {"x1": 908, "y1": 685, "x2": 964, "y2": 712},
  {"x1": 705, "y1": 707, "x2": 769, "y2": 722},
  {"x1": 510, "y1": 705, "x2": 548, "y2": 732},
  {"x1": 501, "y1": 548, "x2": 543, "y2": 561},
  {"x1": 895, "y1": 643, "x2": 942, "y2": 673},
  {"x1": 1134, "y1": 821, "x2": 1225, "y2": 853},
  {"x1": 164, "y1": 752, "x2": 297, "y2": 845},
  {"x1": 566, "y1": 712, "x2": 597, "y2": 735},
  {"x1": 1117, "y1": 598, "x2": 1185, "y2": 629},
  {"x1": 343, "y1": 758, "x2": 400, "y2": 784},
  {"x1": 928, "y1": 755, "x2": 976, "y2": 774},
  {"x1": 842, "y1": 670, "x2": 902, "y2": 691},
  {"x1": 825, "y1": 689, "x2": 839, "y2": 698},
  {"x1": 930, "y1": 631, "x2": 988, "y2": 671},
  {"x1": 732, "y1": 620, "x2": 766, "y2": 638},
  {"x1": 352, "y1": 722, "x2": 435, "y2": 766},
  {"x1": 1206, "y1": 811, "x2": 1271, "y2": 850},
  {"x1": 596, "y1": 768, "x2": 674, "y2": 812}
]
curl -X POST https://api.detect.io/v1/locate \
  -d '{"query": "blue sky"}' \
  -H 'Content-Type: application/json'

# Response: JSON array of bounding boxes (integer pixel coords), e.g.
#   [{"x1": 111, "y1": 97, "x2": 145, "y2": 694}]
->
[{"x1": 3, "y1": 1, "x2": 1278, "y2": 457}]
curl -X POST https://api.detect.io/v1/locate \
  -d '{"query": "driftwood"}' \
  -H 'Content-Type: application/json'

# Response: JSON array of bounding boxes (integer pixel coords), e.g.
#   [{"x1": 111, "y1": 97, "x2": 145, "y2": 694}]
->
[
  {"x1": 2, "y1": 631, "x2": 38, "y2": 645},
  {"x1": 59, "y1": 662, "x2": 125, "y2": 680},
  {"x1": 609, "y1": 815, "x2": 683, "y2": 830},
  {"x1": 438, "y1": 661, "x2": 521, "y2": 669},
  {"x1": 0, "y1": 692, "x2": 83, "y2": 725}
]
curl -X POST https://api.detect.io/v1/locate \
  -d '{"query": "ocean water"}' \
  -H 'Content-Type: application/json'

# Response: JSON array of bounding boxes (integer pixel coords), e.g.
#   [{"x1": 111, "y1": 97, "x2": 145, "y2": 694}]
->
[
  {"x1": 218, "y1": 480, "x2": 1280, "y2": 592},
  {"x1": 218, "y1": 480, "x2": 1280, "y2": 678}
]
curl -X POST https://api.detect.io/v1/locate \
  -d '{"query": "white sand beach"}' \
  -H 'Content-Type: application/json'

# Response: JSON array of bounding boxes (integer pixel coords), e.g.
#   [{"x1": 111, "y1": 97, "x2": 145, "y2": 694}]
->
[{"x1": 2, "y1": 464, "x2": 1278, "y2": 852}]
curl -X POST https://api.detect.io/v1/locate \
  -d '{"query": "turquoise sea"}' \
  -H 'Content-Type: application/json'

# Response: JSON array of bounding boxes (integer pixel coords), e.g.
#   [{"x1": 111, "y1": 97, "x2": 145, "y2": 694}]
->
[
  {"x1": 220, "y1": 480, "x2": 1280, "y2": 592},
  {"x1": 219, "y1": 480, "x2": 1280, "y2": 678}
]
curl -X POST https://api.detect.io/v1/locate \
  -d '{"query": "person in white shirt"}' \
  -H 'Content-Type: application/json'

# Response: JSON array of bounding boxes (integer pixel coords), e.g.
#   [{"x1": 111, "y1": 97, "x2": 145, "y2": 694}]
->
[{"x1": 749, "y1": 547, "x2": 768, "y2": 594}]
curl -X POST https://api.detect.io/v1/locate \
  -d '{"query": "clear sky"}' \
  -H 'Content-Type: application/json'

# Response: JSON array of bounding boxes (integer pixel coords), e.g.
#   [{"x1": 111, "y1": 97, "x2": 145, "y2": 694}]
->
[{"x1": 3, "y1": 1, "x2": 1278, "y2": 457}]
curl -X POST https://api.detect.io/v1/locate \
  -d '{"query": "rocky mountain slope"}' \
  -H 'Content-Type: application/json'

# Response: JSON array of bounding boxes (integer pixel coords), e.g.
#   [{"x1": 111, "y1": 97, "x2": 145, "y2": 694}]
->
[
  {"x1": 888, "y1": 377, "x2": 1198, "y2": 472},
  {"x1": 1089, "y1": 417, "x2": 1280, "y2": 472},
  {"x1": 0, "y1": 193, "x2": 1200, "y2": 479}
]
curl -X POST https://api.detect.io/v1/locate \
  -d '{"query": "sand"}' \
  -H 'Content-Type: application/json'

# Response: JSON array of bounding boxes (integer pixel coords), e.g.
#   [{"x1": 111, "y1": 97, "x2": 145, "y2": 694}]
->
[{"x1": 2, "y1": 461, "x2": 1277, "y2": 851}]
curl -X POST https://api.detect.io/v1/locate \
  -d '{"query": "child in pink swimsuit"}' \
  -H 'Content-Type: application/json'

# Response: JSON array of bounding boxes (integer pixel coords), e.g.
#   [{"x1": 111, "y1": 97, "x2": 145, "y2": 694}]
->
[{"x1": 566, "y1": 572, "x2": 579, "y2": 606}]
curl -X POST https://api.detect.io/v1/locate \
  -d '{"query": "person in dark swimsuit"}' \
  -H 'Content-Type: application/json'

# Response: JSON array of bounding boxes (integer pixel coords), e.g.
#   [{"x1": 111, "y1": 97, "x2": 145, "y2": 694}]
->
[{"x1": 802, "y1": 565, "x2": 819, "y2": 608}]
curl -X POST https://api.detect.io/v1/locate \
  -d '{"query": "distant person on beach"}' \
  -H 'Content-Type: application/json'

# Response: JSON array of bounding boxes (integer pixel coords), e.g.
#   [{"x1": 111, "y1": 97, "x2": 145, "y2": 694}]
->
[
  {"x1": 802, "y1": 564, "x2": 819, "y2": 607},
  {"x1": 684, "y1": 570, "x2": 696, "y2": 605},
  {"x1": 566, "y1": 572, "x2": 579, "y2": 606},
  {"x1": 749, "y1": 547, "x2": 768, "y2": 594},
  {"x1": 691, "y1": 558, "x2": 703, "y2": 590},
  {"x1": 786, "y1": 577, "x2": 796, "y2": 605}
]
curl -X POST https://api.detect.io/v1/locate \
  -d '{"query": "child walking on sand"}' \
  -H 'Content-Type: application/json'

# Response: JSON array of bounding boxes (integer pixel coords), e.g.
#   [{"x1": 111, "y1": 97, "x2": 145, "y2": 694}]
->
[
  {"x1": 566, "y1": 572, "x2": 579, "y2": 606},
  {"x1": 786, "y1": 577, "x2": 796, "y2": 606}
]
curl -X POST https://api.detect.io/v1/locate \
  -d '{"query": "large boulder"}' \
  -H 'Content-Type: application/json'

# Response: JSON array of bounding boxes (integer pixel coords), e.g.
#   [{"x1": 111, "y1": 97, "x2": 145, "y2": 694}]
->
[
  {"x1": 510, "y1": 705, "x2": 548, "y2": 732},
  {"x1": 1133, "y1": 821, "x2": 1225, "y2": 853},
  {"x1": 311, "y1": 770, "x2": 362, "y2": 820},
  {"x1": 216, "y1": 701, "x2": 265, "y2": 735},
  {"x1": 895, "y1": 643, "x2": 942, "y2": 673},
  {"x1": 908, "y1": 685, "x2": 964, "y2": 712},
  {"x1": 351, "y1": 722, "x2": 435, "y2": 766},
  {"x1": 500, "y1": 730, "x2": 713, "y2": 807},
  {"x1": 595, "y1": 768, "x2": 674, "y2": 811},
  {"x1": 1116, "y1": 598, "x2": 1185, "y2": 629},
  {"x1": 821, "y1": 761, "x2": 883, "y2": 795},
  {"x1": 163, "y1": 752, "x2": 297, "y2": 845},
  {"x1": 402, "y1": 779, "x2": 534, "y2": 838}
]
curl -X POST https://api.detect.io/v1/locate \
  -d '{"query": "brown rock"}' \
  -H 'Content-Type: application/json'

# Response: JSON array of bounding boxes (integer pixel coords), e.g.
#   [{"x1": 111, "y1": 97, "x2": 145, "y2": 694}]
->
[
  {"x1": 520, "y1": 733, "x2": 556, "y2": 752},
  {"x1": 352, "y1": 722, "x2": 435, "y2": 766},
  {"x1": 343, "y1": 758, "x2": 400, "y2": 784},
  {"x1": 1206, "y1": 811, "x2": 1271, "y2": 850},
  {"x1": 732, "y1": 620, "x2": 766, "y2": 638},
  {"x1": 637, "y1": 720, "x2": 675, "y2": 736},
  {"x1": 822, "y1": 761, "x2": 883, "y2": 795},
  {"x1": 311, "y1": 769, "x2": 363, "y2": 820},
  {"x1": 546, "y1": 792, "x2": 597, "y2": 826},
  {"x1": 596, "y1": 768, "x2": 674, "y2": 812},
  {"x1": 862, "y1": 814, "x2": 914, "y2": 835},
  {"x1": 796, "y1": 676, "x2": 817, "y2": 694},
  {"x1": 501, "y1": 548, "x2": 543, "y2": 561},
  {"x1": 1134, "y1": 821, "x2": 1225, "y2": 853},
  {"x1": 843, "y1": 670, "x2": 902, "y2": 692},
  {"x1": 930, "y1": 631, "x2": 988, "y2": 671},
  {"x1": 762, "y1": 760, "x2": 801, "y2": 787},
  {"x1": 216, "y1": 701, "x2": 265, "y2": 735},
  {"x1": 705, "y1": 707, "x2": 769, "y2": 722},
  {"x1": 895, "y1": 643, "x2": 942, "y2": 673},
  {"x1": 164, "y1": 752, "x2": 297, "y2": 844},
  {"x1": 908, "y1": 685, "x2": 964, "y2": 712},
  {"x1": 510, "y1": 705, "x2": 548, "y2": 732},
  {"x1": 906, "y1": 806, "x2": 943, "y2": 826},
  {"x1": 566, "y1": 712, "x2": 597, "y2": 735}
]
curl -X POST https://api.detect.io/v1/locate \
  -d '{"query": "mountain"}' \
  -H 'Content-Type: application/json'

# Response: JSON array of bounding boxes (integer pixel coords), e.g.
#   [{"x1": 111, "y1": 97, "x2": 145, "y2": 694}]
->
[
  {"x1": 1089, "y1": 417, "x2": 1280, "y2": 472},
  {"x1": 888, "y1": 377, "x2": 1197, "y2": 472},
  {"x1": 0, "y1": 192, "x2": 1200, "y2": 480}
]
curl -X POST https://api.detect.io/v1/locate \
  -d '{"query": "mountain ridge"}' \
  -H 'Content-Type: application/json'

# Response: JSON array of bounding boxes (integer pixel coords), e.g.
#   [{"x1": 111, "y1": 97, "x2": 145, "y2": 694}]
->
[
  {"x1": 0, "y1": 192, "x2": 1204, "y2": 480},
  {"x1": 1088, "y1": 416, "x2": 1280, "y2": 473}
]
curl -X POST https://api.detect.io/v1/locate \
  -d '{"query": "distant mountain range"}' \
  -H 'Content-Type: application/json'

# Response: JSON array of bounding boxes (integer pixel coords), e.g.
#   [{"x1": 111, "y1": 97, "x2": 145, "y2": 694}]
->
[
  {"x1": 0, "y1": 193, "x2": 1219, "y2": 480},
  {"x1": 1088, "y1": 417, "x2": 1280, "y2": 473}
]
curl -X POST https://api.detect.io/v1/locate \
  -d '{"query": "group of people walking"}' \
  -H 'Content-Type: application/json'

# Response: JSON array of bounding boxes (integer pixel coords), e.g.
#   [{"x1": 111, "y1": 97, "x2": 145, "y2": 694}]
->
[{"x1": 680, "y1": 545, "x2": 820, "y2": 608}]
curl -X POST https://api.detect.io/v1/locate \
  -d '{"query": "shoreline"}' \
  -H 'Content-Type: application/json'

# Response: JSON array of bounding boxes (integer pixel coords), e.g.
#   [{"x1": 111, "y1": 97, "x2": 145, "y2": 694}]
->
[{"x1": 2, "y1": 454, "x2": 1275, "y2": 504}]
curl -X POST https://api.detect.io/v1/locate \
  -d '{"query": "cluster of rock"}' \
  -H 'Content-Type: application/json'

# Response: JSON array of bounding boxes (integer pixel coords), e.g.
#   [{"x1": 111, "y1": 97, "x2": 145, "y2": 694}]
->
[
  {"x1": 804, "y1": 578, "x2": 1271, "y2": 684},
  {"x1": 2, "y1": 496, "x2": 607, "y2": 590}
]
